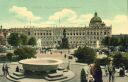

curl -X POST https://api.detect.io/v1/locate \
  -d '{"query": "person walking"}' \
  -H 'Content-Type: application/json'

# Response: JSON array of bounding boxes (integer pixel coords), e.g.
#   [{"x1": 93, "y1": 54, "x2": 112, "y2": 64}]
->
[
  {"x1": 122, "y1": 66, "x2": 125, "y2": 76},
  {"x1": 5, "y1": 64, "x2": 9, "y2": 76},
  {"x1": 16, "y1": 66, "x2": 20, "y2": 72},
  {"x1": 108, "y1": 60, "x2": 115, "y2": 82},
  {"x1": 2, "y1": 64, "x2": 5, "y2": 76},
  {"x1": 105, "y1": 65, "x2": 108, "y2": 76},
  {"x1": 93, "y1": 62, "x2": 103, "y2": 82}
]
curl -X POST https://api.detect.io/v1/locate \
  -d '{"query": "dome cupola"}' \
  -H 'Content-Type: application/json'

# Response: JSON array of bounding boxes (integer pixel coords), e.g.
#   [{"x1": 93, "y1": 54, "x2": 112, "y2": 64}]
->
[{"x1": 90, "y1": 12, "x2": 102, "y2": 23}]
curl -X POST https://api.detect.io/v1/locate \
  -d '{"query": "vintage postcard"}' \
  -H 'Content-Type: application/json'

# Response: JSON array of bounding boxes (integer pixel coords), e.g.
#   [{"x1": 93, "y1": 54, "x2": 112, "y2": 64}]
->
[{"x1": 0, "y1": 0, "x2": 128, "y2": 82}]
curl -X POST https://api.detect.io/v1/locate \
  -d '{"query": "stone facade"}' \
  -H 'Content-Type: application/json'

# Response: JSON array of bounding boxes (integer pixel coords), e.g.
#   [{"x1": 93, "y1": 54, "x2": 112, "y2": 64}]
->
[{"x1": 9, "y1": 13, "x2": 112, "y2": 48}]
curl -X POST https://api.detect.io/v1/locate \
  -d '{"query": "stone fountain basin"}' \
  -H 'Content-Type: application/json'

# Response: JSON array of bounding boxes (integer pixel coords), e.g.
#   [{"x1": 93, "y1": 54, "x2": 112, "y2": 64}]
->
[{"x1": 19, "y1": 58, "x2": 63, "y2": 72}]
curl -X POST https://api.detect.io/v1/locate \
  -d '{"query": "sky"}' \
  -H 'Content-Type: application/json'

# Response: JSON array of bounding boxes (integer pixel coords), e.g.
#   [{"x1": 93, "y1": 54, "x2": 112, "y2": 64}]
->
[{"x1": 0, "y1": 0, "x2": 128, "y2": 34}]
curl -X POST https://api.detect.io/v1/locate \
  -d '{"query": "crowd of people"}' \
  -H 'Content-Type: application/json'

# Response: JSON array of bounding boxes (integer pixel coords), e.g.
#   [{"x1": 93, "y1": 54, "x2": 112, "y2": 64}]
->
[{"x1": 87, "y1": 60, "x2": 115, "y2": 82}]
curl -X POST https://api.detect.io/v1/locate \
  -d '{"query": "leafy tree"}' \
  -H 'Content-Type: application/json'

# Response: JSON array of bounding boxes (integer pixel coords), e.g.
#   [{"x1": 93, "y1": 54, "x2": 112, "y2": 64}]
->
[
  {"x1": 102, "y1": 36, "x2": 111, "y2": 47},
  {"x1": 75, "y1": 46, "x2": 96, "y2": 64},
  {"x1": 0, "y1": 36, "x2": 5, "y2": 45},
  {"x1": 96, "y1": 57, "x2": 109, "y2": 66},
  {"x1": 6, "y1": 53, "x2": 13, "y2": 61},
  {"x1": 28, "y1": 37, "x2": 36, "y2": 46},
  {"x1": 113, "y1": 52, "x2": 125, "y2": 68},
  {"x1": 102, "y1": 36, "x2": 128, "y2": 52},
  {"x1": 80, "y1": 68, "x2": 87, "y2": 82},
  {"x1": 14, "y1": 47, "x2": 36, "y2": 60},
  {"x1": 20, "y1": 34, "x2": 28, "y2": 45},
  {"x1": 110, "y1": 37, "x2": 120, "y2": 46},
  {"x1": 7, "y1": 33, "x2": 21, "y2": 46},
  {"x1": 0, "y1": 46, "x2": 6, "y2": 52}
]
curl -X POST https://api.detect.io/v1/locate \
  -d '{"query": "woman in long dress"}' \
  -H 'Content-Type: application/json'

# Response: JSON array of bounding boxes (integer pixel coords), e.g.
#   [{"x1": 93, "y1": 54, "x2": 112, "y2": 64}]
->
[{"x1": 93, "y1": 63, "x2": 103, "y2": 82}]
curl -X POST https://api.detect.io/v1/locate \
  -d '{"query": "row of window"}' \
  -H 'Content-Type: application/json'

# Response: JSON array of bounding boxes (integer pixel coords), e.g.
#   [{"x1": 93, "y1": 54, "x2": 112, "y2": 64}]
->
[
  {"x1": 31, "y1": 31, "x2": 109, "y2": 36},
  {"x1": 43, "y1": 41, "x2": 97, "y2": 44}
]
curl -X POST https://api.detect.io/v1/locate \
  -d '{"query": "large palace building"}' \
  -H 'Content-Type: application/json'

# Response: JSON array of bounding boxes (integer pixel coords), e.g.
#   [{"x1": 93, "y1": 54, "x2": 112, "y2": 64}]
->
[{"x1": 9, "y1": 12, "x2": 112, "y2": 48}]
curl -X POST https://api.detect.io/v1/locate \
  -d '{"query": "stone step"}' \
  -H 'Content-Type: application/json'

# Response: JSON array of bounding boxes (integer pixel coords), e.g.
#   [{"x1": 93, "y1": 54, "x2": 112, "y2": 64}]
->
[
  {"x1": 10, "y1": 74, "x2": 25, "y2": 80},
  {"x1": 48, "y1": 72, "x2": 63, "y2": 78},
  {"x1": 6, "y1": 75, "x2": 20, "y2": 82},
  {"x1": 13, "y1": 72, "x2": 24, "y2": 76},
  {"x1": 45, "y1": 75, "x2": 67, "y2": 81}
]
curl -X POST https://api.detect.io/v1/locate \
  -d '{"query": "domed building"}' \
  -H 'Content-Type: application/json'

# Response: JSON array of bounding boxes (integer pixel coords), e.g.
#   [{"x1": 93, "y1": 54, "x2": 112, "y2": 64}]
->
[
  {"x1": 89, "y1": 12, "x2": 106, "y2": 28},
  {"x1": 9, "y1": 12, "x2": 112, "y2": 48}
]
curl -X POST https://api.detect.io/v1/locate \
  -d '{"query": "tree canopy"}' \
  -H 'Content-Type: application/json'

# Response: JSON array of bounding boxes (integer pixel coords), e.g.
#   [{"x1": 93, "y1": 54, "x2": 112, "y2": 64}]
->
[
  {"x1": 14, "y1": 47, "x2": 36, "y2": 60},
  {"x1": 20, "y1": 34, "x2": 28, "y2": 45},
  {"x1": 7, "y1": 33, "x2": 28, "y2": 47},
  {"x1": 7, "y1": 33, "x2": 21, "y2": 46},
  {"x1": 102, "y1": 36, "x2": 128, "y2": 47},
  {"x1": 75, "y1": 46, "x2": 96, "y2": 64},
  {"x1": 28, "y1": 37, "x2": 36, "y2": 46}
]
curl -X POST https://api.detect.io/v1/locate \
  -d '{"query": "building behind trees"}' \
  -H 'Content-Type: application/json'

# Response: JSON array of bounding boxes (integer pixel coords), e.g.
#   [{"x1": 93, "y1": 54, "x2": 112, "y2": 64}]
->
[{"x1": 7, "y1": 12, "x2": 112, "y2": 49}]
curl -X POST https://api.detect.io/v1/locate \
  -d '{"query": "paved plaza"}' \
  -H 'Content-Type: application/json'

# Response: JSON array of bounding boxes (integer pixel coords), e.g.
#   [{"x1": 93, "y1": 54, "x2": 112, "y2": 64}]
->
[{"x1": 0, "y1": 51, "x2": 128, "y2": 82}]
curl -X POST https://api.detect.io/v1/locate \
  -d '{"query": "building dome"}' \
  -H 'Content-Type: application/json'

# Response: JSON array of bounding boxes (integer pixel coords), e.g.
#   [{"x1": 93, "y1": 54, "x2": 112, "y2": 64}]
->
[{"x1": 90, "y1": 12, "x2": 102, "y2": 23}]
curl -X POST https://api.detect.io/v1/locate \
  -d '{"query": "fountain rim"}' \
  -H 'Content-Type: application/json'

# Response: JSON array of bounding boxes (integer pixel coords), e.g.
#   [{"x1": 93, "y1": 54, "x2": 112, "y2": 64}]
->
[{"x1": 19, "y1": 58, "x2": 63, "y2": 65}]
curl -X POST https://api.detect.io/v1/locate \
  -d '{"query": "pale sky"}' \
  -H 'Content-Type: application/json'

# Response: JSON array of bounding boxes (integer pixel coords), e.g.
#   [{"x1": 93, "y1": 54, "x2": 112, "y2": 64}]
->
[{"x1": 0, "y1": 0, "x2": 128, "y2": 34}]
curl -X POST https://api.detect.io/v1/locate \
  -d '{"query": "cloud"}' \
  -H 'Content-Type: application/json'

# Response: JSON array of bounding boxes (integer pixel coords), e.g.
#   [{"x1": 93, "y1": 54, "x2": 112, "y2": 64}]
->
[
  {"x1": 48, "y1": 8, "x2": 93, "y2": 26},
  {"x1": 49, "y1": 9, "x2": 77, "y2": 21},
  {"x1": 10, "y1": 6, "x2": 41, "y2": 21},
  {"x1": 104, "y1": 15, "x2": 128, "y2": 34}
]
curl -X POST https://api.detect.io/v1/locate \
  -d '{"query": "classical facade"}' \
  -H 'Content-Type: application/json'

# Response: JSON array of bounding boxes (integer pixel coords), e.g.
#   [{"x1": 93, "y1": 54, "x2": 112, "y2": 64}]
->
[{"x1": 9, "y1": 12, "x2": 112, "y2": 48}]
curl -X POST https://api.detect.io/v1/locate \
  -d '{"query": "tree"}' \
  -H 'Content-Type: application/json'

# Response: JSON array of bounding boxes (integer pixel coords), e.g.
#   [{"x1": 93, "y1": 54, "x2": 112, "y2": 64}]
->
[
  {"x1": 14, "y1": 47, "x2": 36, "y2": 60},
  {"x1": 80, "y1": 68, "x2": 87, "y2": 82},
  {"x1": 6, "y1": 53, "x2": 13, "y2": 61},
  {"x1": 28, "y1": 37, "x2": 36, "y2": 46},
  {"x1": 102, "y1": 36, "x2": 120, "y2": 47},
  {"x1": 110, "y1": 37, "x2": 120, "y2": 46},
  {"x1": 75, "y1": 46, "x2": 96, "y2": 64},
  {"x1": 113, "y1": 52, "x2": 125, "y2": 68},
  {"x1": 0, "y1": 36, "x2": 5, "y2": 45},
  {"x1": 20, "y1": 34, "x2": 28, "y2": 45},
  {"x1": 96, "y1": 58, "x2": 109, "y2": 66},
  {"x1": 102, "y1": 36, "x2": 110, "y2": 47},
  {"x1": 7, "y1": 33, "x2": 21, "y2": 47}
]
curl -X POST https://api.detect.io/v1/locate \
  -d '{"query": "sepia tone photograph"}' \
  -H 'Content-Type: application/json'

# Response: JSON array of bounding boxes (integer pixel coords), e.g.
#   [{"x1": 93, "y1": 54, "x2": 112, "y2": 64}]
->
[{"x1": 0, "y1": 0, "x2": 128, "y2": 82}]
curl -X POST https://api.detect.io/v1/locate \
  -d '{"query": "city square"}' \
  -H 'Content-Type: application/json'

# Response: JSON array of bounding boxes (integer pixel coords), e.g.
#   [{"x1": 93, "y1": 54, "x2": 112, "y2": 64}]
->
[{"x1": 0, "y1": 0, "x2": 128, "y2": 82}]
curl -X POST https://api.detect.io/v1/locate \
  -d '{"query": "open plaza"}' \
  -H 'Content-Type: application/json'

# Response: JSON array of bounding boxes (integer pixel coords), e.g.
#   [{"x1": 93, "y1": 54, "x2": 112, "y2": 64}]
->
[{"x1": 0, "y1": 49, "x2": 128, "y2": 82}]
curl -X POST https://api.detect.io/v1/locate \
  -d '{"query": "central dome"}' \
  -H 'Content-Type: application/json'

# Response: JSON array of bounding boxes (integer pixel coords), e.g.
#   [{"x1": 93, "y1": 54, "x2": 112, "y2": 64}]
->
[{"x1": 90, "y1": 12, "x2": 102, "y2": 23}]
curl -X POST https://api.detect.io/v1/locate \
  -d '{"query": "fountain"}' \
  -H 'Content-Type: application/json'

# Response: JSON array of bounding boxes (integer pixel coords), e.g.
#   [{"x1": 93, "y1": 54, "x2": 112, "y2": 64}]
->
[
  {"x1": 19, "y1": 58, "x2": 63, "y2": 73},
  {"x1": 7, "y1": 58, "x2": 75, "y2": 82}
]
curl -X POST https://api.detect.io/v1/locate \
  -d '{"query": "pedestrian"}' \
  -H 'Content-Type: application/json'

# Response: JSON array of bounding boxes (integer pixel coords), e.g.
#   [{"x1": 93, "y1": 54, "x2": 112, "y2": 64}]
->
[
  {"x1": 5, "y1": 64, "x2": 9, "y2": 76},
  {"x1": 16, "y1": 66, "x2": 20, "y2": 72},
  {"x1": 93, "y1": 62, "x2": 103, "y2": 82},
  {"x1": 90, "y1": 64, "x2": 95, "y2": 78},
  {"x1": 2, "y1": 64, "x2": 5, "y2": 76},
  {"x1": 67, "y1": 61, "x2": 71, "y2": 70},
  {"x1": 108, "y1": 60, "x2": 115, "y2": 82},
  {"x1": 119, "y1": 67, "x2": 124, "y2": 77},
  {"x1": 122, "y1": 66, "x2": 125, "y2": 76},
  {"x1": 64, "y1": 54, "x2": 66, "y2": 58},
  {"x1": 105, "y1": 65, "x2": 108, "y2": 76}
]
